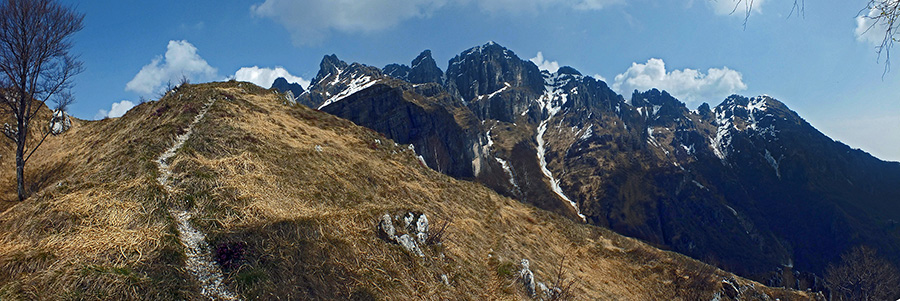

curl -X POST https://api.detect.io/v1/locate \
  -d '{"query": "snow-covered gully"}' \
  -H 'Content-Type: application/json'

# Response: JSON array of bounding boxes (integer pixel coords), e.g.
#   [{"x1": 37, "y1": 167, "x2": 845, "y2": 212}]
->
[
  {"x1": 535, "y1": 75, "x2": 586, "y2": 222},
  {"x1": 154, "y1": 98, "x2": 238, "y2": 300},
  {"x1": 536, "y1": 118, "x2": 586, "y2": 222}
]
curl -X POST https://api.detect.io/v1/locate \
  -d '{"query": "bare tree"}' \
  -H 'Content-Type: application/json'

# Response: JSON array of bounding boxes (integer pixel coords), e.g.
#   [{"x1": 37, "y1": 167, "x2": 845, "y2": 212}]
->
[
  {"x1": 0, "y1": 0, "x2": 83, "y2": 202},
  {"x1": 826, "y1": 246, "x2": 900, "y2": 301}
]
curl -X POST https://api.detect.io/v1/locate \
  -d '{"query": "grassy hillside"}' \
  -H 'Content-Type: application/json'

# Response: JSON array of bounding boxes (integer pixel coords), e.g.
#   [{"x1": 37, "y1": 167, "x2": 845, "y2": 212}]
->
[{"x1": 0, "y1": 81, "x2": 815, "y2": 300}]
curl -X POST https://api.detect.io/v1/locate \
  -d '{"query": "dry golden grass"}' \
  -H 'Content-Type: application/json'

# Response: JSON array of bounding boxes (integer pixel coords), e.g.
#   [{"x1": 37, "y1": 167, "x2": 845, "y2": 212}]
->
[
  {"x1": 0, "y1": 84, "x2": 215, "y2": 299},
  {"x1": 0, "y1": 81, "x2": 816, "y2": 300}
]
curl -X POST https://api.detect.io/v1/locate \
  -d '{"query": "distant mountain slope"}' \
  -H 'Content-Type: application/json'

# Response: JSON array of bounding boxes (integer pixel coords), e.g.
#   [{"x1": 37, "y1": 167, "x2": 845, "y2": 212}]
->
[
  {"x1": 297, "y1": 41, "x2": 900, "y2": 291},
  {"x1": 0, "y1": 81, "x2": 813, "y2": 299},
  {"x1": 270, "y1": 77, "x2": 304, "y2": 100}
]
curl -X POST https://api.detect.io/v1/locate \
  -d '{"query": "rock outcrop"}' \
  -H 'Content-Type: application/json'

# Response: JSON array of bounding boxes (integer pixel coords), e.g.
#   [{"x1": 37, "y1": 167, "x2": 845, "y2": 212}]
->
[{"x1": 377, "y1": 212, "x2": 432, "y2": 257}]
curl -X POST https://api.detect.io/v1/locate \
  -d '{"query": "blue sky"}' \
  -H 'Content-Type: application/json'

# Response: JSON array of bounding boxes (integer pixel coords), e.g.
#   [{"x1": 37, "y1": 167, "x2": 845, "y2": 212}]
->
[{"x1": 60, "y1": 0, "x2": 900, "y2": 161}]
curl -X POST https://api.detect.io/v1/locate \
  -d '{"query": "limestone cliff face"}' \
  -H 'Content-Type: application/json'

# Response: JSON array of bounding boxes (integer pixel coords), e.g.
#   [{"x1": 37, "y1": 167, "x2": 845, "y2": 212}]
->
[
  {"x1": 382, "y1": 50, "x2": 443, "y2": 85},
  {"x1": 408, "y1": 50, "x2": 443, "y2": 84},
  {"x1": 296, "y1": 42, "x2": 900, "y2": 289},
  {"x1": 319, "y1": 82, "x2": 486, "y2": 179},
  {"x1": 445, "y1": 42, "x2": 544, "y2": 104}
]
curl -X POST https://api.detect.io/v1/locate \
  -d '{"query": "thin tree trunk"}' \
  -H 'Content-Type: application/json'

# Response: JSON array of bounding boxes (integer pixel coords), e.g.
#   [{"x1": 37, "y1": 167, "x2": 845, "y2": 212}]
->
[
  {"x1": 15, "y1": 98, "x2": 26, "y2": 202},
  {"x1": 15, "y1": 140, "x2": 24, "y2": 201}
]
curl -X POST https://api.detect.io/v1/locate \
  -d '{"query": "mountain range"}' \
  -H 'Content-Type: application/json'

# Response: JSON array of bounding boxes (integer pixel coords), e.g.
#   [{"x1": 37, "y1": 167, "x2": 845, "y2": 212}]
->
[
  {"x1": 0, "y1": 40, "x2": 894, "y2": 299},
  {"x1": 289, "y1": 41, "x2": 900, "y2": 290},
  {"x1": 0, "y1": 81, "x2": 817, "y2": 299}
]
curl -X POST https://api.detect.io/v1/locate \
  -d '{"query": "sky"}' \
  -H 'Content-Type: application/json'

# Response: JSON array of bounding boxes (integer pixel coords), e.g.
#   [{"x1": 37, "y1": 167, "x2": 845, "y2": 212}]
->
[{"x1": 58, "y1": 0, "x2": 900, "y2": 162}]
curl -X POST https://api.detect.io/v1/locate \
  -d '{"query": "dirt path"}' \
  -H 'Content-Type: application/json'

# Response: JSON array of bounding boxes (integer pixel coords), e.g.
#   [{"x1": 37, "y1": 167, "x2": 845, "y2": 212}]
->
[{"x1": 155, "y1": 98, "x2": 238, "y2": 300}]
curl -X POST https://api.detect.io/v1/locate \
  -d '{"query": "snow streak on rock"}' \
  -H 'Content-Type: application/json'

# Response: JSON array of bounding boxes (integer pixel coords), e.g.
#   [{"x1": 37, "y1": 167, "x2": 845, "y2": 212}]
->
[
  {"x1": 535, "y1": 72, "x2": 586, "y2": 221},
  {"x1": 155, "y1": 98, "x2": 238, "y2": 300},
  {"x1": 318, "y1": 75, "x2": 378, "y2": 109},
  {"x1": 495, "y1": 156, "x2": 518, "y2": 188},
  {"x1": 486, "y1": 128, "x2": 517, "y2": 188}
]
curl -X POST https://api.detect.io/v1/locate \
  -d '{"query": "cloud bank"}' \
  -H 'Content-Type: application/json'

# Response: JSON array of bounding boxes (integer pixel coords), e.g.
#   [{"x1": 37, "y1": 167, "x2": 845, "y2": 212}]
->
[
  {"x1": 234, "y1": 66, "x2": 310, "y2": 89},
  {"x1": 126, "y1": 40, "x2": 218, "y2": 95},
  {"x1": 529, "y1": 52, "x2": 560, "y2": 73},
  {"x1": 612, "y1": 58, "x2": 747, "y2": 105},
  {"x1": 471, "y1": 0, "x2": 623, "y2": 14},
  {"x1": 251, "y1": 0, "x2": 623, "y2": 45},
  {"x1": 251, "y1": 0, "x2": 446, "y2": 45},
  {"x1": 94, "y1": 100, "x2": 136, "y2": 120}
]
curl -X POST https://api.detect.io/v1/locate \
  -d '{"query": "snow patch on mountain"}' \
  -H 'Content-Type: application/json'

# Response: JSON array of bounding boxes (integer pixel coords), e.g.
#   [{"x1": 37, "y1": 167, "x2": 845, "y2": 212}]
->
[
  {"x1": 480, "y1": 82, "x2": 511, "y2": 100},
  {"x1": 579, "y1": 125, "x2": 593, "y2": 141},
  {"x1": 681, "y1": 143, "x2": 695, "y2": 155},
  {"x1": 319, "y1": 75, "x2": 378, "y2": 109},
  {"x1": 711, "y1": 121, "x2": 733, "y2": 162},
  {"x1": 495, "y1": 156, "x2": 518, "y2": 188},
  {"x1": 711, "y1": 96, "x2": 776, "y2": 161},
  {"x1": 535, "y1": 72, "x2": 585, "y2": 221},
  {"x1": 328, "y1": 67, "x2": 343, "y2": 87},
  {"x1": 764, "y1": 149, "x2": 782, "y2": 179}
]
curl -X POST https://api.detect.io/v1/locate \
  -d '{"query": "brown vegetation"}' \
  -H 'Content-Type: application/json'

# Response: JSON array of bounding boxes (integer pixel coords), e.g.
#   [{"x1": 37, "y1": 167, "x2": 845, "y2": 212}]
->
[
  {"x1": 826, "y1": 246, "x2": 900, "y2": 300},
  {"x1": 0, "y1": 81, "x2": 816, "y2": 299}
]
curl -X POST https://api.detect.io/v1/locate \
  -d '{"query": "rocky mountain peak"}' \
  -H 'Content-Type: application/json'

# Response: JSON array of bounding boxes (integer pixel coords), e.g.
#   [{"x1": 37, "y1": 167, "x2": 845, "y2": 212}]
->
[
  {"x1": 270, "y1": 77, "x2": 304, "y2": 99},
  {"x1": 412, "y1": 49, "x2": 433, "y2": 65},
  {"x1": 383, "y1": 63, "x2": 411, "y2": 81},
  {"x1": 310, "y1": 54, "x2": 350, "y2": 88},
  {"x1": 697, "y1": 102, "x2": 712, "y2": 118},
  {"x1": 557, "y1": 66, "x2": 582, "y2": 76},
  {"x1": 713, "y1": 95, "x2": 784, "y2": 128},
  {"x1": 408, "y1": 49, "x2": 443, "y2": 84},
  {"x1": 626, "y1": 89, "x2": 690, "y2": 127},
  {"x1": 445, "y1": 41, "x2": 544, "y2": 101},
  {"x1": 299, "y1": 57, "x2": 384, "y2": 109}
]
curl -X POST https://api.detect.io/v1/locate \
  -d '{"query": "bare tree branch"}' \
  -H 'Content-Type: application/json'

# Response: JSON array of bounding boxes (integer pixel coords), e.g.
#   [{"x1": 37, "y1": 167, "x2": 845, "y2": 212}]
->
[
  {"x1": 826, "y1": 246, "x2": 900, "y2": 300},
  {"x1": 726, "y1": 0, "x2": 898, "y2": 73},
  {"x1": 0, "y1": 0, "x2": 83, "y2": 201},
  {"x1": 860, "y1": 0, "x2": 900, "y2": 75}
]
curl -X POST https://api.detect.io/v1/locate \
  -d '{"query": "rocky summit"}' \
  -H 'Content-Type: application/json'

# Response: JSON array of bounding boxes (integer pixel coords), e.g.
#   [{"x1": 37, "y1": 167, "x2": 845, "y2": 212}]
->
[
  {"x1": 269, "y1": 77, "x2": 304, "y2": 101},
  {"x1": 299, "y1": 41, "x2": 900, "y2": 293}
]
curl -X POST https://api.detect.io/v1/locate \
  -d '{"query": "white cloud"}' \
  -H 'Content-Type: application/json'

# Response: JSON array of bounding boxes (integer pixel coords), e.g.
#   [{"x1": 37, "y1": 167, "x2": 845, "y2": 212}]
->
[
  {"x1": 593, "y1": 74, "x2": 607, "y2": 82},
  {"x1": 612, "y1": 58, "x2": 747, "y2": 105},
  {"x1": 473, "y1": 0, "x2": 622, "y2": 13},
  {"x1": 125, "y1": 40, "x2": 218, "y2": 95},
  {"x1": 573, "y1": 0, "x2": 622, "y2": 10},
  {"x1": 251, "y1": 0, "x2": 447, "y2": 45},
  {"x1": 94, "y1": 100, "x2": 136, "y2": 120},
  {"x1": 709, "y1": 0, "x2": 765, "y2": 16},
  {"x1": 855, "y1": 7, "x2": 886, "y2": 46},
  {"x1": 234, "y1": 66, "x2": 310, "y2": 89},
  {"x1": 530, "y1": 52, "x2": 560, "y2": 73},
  {"x1": 251, "y1": 0, "x2": 623, "y2": 45}
]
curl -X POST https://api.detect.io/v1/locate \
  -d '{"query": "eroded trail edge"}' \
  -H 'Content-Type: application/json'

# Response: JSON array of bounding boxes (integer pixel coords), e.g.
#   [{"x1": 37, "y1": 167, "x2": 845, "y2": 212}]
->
[{"x1": 155, "y1": 98, "x2": 238, "y2": 300}]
